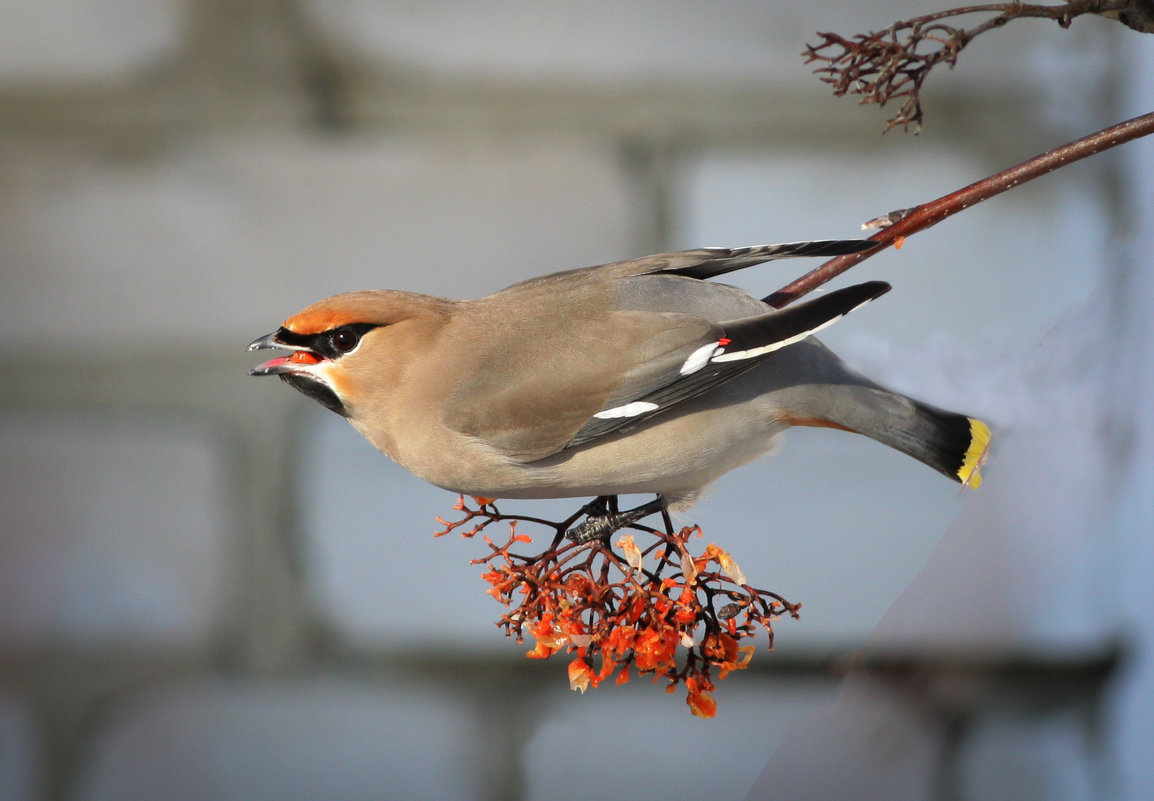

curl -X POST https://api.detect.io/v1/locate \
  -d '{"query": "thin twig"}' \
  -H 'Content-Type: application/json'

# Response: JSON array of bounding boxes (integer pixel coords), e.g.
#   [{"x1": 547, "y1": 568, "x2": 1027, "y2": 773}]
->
[
  {"x1": 766, "y1": 109, "x2": 1154, "y2": 308},
  {"x1": 805, "y1": 1, "x2": 1136, "y2": 131}
]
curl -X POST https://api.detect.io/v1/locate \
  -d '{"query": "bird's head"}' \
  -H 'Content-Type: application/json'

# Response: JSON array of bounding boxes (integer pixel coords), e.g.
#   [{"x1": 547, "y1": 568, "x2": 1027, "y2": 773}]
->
[{"x1": 248, "y1": 289, "x2": 449, "y2": 418}]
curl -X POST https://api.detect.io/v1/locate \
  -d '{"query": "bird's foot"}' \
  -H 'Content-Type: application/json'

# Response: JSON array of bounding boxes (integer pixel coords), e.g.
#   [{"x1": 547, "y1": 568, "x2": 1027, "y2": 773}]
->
[{"x1": 565, "y1": 496, "x2": 665, "y2": 543}]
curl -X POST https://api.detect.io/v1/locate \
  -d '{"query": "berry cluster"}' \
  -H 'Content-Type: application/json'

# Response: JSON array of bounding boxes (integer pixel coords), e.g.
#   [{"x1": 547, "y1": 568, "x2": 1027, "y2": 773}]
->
[{"x1": 435, "y1": 496, "x2": 801, "y2": 717}]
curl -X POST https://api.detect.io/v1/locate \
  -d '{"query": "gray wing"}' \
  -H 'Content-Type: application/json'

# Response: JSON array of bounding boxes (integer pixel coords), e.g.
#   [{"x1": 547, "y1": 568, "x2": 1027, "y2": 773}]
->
[
  {"x1": 638, "y1": 240, "x2": 875, "y2": 280},
  {"x1": 500, "y1": 240, "x2": 875, "y2": 292},
  {"x1": 565, "y1": 281, "x2": 890, "y2": 447},
  {"x1": 441, "y1": 303, "x2": 718, "y2": 462},
  {"x1": 442, "y1": 240, "x2": 881, "y2": 461}
]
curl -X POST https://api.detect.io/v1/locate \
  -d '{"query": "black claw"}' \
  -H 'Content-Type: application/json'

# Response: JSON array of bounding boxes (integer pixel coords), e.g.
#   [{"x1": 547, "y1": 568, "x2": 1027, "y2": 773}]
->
[{"x1": 564, "y1": 496, "x2": 666, "y2": 543}]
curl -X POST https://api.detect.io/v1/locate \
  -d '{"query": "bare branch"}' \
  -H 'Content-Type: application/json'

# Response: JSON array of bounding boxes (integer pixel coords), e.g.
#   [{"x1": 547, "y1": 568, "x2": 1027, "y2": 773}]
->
[
  {"x1": 766, "y1": 109, "x2": 1154, "y2": 307},
  {"x1": 805, "y1": 1, "x2": 1139, "y2": 132}
]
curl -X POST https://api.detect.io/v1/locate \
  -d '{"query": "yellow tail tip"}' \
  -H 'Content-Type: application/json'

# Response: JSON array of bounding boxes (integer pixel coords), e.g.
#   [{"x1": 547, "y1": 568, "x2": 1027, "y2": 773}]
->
[{"x1": 958, "y1": 417, "x2": 991, "y2": 488}]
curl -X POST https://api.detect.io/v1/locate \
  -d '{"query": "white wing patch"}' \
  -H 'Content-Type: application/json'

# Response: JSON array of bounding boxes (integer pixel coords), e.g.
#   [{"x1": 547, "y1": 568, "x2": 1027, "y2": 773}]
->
[
  {"x1": 591, "y1": 296, "x2": 878, "y2": 425},
  {"x1": 710, "y1": 316, "x2": 841, "y2": 362},
  {"x1": 679, "y1": 341, "x2": 725, "y2": 375},
  {"x1": 712, "y1": 295, "x2": 876, "y2": 364},
  {"x1": 594, "y1": 401, "x2": 660, "y2": 419}
]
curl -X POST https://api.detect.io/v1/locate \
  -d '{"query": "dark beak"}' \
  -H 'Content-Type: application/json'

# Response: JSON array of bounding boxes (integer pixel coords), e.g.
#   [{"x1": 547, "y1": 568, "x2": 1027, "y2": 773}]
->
[
  {"x1": 248, "y1": 328, "x2": 320, "y2": 376},
  {"x1": 248, "y1": 330, "x2": 285, "y2": 352}
]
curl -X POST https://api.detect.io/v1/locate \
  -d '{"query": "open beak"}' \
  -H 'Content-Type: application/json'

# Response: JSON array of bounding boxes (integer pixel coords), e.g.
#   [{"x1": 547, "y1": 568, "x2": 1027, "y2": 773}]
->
[
  {"x1": 248, "y1": 330, "x2": 289, "y2": 353},
  {"x1": 248, "y1": 329, "x2": 325, "y2": 376}
]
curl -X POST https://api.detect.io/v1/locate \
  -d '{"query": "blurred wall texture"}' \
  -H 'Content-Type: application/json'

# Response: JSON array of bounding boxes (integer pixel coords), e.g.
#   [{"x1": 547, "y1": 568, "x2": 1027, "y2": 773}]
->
[{"x1": 1, "y1": 2, "x2": 1152, "y2": 800}]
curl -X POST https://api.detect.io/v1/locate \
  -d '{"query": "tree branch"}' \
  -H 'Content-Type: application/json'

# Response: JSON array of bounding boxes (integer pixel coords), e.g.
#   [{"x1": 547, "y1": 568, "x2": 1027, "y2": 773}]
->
[
  {"x1": 805, "y1": 0, "x2": 1147, "y2": 132},
  {"x1": 765, "y1": 109, "x2": 1154, "y2": 308}
]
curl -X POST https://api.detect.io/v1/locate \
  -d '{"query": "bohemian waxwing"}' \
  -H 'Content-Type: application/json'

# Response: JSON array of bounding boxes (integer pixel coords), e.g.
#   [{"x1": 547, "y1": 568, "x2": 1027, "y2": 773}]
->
[{"x1": 250, "y1": 240, "x2": 990, "y2": 510}]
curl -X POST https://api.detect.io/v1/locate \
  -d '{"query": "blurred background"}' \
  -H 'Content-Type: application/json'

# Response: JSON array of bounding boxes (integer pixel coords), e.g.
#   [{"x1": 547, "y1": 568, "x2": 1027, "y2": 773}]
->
[{"x1": 1, "y1": 2, "x2": 1152, "y2": 800}]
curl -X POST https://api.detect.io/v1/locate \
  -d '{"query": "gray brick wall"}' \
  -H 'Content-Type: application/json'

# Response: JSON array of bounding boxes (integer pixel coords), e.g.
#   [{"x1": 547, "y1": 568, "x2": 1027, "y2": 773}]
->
[{"x1": 2, "y1": 3, "x2": 1152, "y2": 800}]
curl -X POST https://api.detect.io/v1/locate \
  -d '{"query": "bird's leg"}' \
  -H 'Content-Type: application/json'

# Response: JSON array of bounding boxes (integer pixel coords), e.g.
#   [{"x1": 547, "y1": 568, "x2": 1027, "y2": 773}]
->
[
  {"x1": 658, "y1": 501, "x2": 675, "y2": 536},
  {"x1": 565, "y1": 495, "x2": 666, "y2": 543}
]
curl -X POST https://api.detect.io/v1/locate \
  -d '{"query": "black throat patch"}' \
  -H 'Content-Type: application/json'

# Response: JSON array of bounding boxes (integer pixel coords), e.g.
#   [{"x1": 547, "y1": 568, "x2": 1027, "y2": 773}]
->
[{"x1": 280, "y1": 373, "x2": 349, "y2": 417}]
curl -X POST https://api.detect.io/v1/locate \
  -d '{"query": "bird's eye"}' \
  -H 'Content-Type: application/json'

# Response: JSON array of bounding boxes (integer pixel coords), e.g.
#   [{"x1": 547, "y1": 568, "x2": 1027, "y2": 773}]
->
[{"x1": 330, "y1": 327, "x2": 360, "y2": 353}]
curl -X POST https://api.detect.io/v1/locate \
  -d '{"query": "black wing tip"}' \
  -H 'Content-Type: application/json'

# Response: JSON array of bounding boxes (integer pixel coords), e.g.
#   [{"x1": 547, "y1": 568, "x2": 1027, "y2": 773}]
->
[
  {"x1": 727, "y1": 239, "x2": 878, "y2": 260},
  {"x1": 801, "y1": 239, "x2": 879, "y2": 257},
  {"x1": 654, "y1": 239, "x2": 879, "y2": 281},
  {"x1": 802, "y1": 280, "x2": 890, "y2": 310},
  {"x1": 856, "y1": 280, "x2": 892, "y2": 300}
]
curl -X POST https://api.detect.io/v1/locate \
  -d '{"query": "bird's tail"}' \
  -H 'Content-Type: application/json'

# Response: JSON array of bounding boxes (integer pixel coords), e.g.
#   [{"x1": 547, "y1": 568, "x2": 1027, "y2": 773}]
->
[
  {"x1": 765, "y1": 341, "x2": 991, "y2": 486},
  {"x1": 854, "y1": 393, "x2": 990, "y2": 487}
]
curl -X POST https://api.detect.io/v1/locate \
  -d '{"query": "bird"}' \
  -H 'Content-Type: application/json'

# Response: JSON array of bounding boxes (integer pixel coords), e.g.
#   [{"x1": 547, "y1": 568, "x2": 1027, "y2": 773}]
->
[{"x1": 249, "y1": 240, "x2": 989, "y2": 515}]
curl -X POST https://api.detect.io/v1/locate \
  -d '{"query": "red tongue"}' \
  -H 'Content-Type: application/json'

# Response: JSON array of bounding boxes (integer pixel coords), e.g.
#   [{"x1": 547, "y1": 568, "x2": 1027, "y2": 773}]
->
[
  {"x1": 258, "y1": 355, "x2": 293, "y2": 370},
  {"x1": 256, "y1": 352, "x2": 322, "y2": 372}
]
